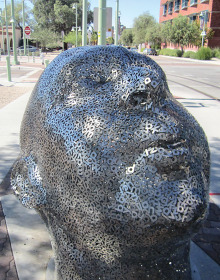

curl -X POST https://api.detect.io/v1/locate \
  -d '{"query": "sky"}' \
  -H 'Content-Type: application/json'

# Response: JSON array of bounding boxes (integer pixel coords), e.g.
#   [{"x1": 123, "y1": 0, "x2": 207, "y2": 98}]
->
[
  {"x1": 0, "y1": 0, "x2": 161, "y2": 28},
  {"x1": 89, "y1": 0, "x2": 161, "y2": 27}
]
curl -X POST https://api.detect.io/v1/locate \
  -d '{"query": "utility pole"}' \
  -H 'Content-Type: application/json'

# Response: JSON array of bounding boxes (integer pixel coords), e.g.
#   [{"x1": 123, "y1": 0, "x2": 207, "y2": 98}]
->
[
  {"x1": 11, "y1": 0, "x2": 19, "y2": 64},
  {"x1": 115, "y1": 0, "x2": 119, "y2": 45},
  {"x1": 22, "y1": 0, "x2": 26, "y2": 55},
  {"x1": 98, "y1": 0, "x2": 106, "y2": 45},
  {"x1": 0, "y1": 9, "x2": 5, "y2": 54},
  {"x1": 82, "y1": 0, "x2": 87, "y2": 46}
]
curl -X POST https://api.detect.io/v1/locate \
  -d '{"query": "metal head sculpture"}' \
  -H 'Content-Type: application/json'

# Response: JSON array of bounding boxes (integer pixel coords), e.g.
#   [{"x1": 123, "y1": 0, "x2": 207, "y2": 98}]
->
[{"x1": 11, "y1": 46, "x2": 210, "y2": 279}]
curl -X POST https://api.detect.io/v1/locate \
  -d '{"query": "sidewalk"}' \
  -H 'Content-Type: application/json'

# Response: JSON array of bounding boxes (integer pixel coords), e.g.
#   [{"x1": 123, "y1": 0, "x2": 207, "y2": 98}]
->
[{"x1": 0, "y1": 55, "x2": 220, "y2": 280}]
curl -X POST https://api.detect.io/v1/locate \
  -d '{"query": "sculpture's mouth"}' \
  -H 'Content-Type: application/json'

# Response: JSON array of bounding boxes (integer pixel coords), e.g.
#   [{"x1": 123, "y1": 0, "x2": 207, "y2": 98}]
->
[{"x1": 143, "y1": 139, "x2": 191, "y2": 177}]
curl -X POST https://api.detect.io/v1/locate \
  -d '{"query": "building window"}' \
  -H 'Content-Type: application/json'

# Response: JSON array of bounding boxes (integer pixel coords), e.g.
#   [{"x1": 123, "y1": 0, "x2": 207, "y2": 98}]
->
[
  {"x1": 189, "y1": 15, "x2": 197, "y2": 23},
  {"x1": 190, "y1": 0, "x2": 198, "y2": 6},
  {"x1": 200, "y1": 0, "x2": 209, "y2": 3},
  {"x1": 163, "y1": 4, "x2": 167, "y2": 16},
  {"x1": 182, "y1": 0, "x2": 189, "y2": 9},
  {"x1": 168, "y1": 2, "x2": 173, "y2": 14},
  {"x1": 174, "y1": 0, "x2": 180, "y2": 12}
]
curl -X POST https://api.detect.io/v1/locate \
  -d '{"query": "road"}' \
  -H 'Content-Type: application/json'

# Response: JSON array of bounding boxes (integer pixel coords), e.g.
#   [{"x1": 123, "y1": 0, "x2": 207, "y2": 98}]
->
[{"x1": 152, "y1": 55, "x2": 220, "y2": 100}]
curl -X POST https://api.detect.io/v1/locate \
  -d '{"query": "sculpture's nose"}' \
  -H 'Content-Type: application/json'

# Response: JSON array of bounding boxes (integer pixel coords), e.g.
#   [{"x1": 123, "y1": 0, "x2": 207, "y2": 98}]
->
[{"x1": 119, "y1": 67, "x2": 162, "y2": 107}]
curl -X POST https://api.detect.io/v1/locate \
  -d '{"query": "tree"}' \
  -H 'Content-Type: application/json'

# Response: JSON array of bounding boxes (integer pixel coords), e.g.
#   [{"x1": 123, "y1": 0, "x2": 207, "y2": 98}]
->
[
  {"x1": 133, "y1": 12, "x2": 156, "y2": 45},
  {"x1": 33, "y1": 0, "x2": 93, "y2": 35},
  {"x1": 161, "y1": 21, "x2": 172, "y2": 44},
  {"x1": 64, "y1": 30, "x2": 82, "y2": 46},
  {"x1": 31, "y1": 28, "x2": 61, "y2": 49},
  {"x1": 145, "y1": 23, "x2": 162, "y2": 49},
  {"x1": 120, "y1": 28, "x2": 134, "y2": 46},
  {"x1": 168, "y1": 15, "x2": 201, "y2": 54}
]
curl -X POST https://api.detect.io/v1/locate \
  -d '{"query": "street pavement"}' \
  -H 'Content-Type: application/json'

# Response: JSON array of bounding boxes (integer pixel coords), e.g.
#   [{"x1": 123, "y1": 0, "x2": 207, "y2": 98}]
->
[{"x1": 0, "y1": 54, "x2": 220, "y2": 280}]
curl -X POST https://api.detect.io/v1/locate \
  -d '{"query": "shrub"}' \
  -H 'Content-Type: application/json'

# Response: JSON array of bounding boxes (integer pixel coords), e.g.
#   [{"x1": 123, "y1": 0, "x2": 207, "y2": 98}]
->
[
  {"x1": 211, "y1": 48, "x2": 220, "y2": 59},
  {"x1": 196, "y1": 47, "x2": 212, "y2": 60},
  {"x1": 159, "y1": 48, "x2": 183, "y2": 57},
  {"x1": 183, "y1": 51, "x2": 195, "y2": 58},
  {"x1": 190, "y1": 52, "x2": 197, "y2": 59}
]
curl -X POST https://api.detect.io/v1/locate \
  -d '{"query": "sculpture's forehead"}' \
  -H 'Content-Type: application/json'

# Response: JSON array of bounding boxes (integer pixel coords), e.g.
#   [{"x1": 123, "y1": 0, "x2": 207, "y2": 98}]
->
[{"x1": 57, "y1": 46, "x2": 155, "y2": 71}]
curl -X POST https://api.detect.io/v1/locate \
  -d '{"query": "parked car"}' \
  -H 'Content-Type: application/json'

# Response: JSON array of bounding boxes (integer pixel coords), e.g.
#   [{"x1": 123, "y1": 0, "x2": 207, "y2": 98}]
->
[
  {"x1": 143, "y1": 48, "x2": 158, "y2": 56},
  {"x1": 17, "y1": 45, "x2": 39, "y2": 52}
]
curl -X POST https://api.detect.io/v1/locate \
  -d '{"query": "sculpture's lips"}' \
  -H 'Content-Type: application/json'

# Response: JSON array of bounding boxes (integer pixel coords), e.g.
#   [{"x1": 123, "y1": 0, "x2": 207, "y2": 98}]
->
[{"x1": 144, "y1": 140, "x2": 190, "y2": 170}]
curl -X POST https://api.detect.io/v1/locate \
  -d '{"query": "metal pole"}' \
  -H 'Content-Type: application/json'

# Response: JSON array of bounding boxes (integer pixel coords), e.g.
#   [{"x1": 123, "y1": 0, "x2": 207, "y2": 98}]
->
[
  {"x1": 0, "y1": 9, "x2": 5, "y2": 54},
  {"x1": 11, "y1": 0, "x2": 19, "y2": 64},
  {"x1": 22, "y1": 0, "x2": 26, "y2": 55},
  {"x1": 115, "y1": 0, "x2": 119, "y2": 45},
  {"x1": 98, "y1": 0, "x2": 106, "y2": 45},
  {"x1": 4, "y1": 0, "x2": 10, "y2": 56},
  {"x1": 6, "y1": 55, "x2": 11, "y2": 81},
  {"x1": 82, "y1": 0, "x2": 87, "y2": 46},
  {"x1": 76, "y1": 4, "x2": 78, "y2": 47}
]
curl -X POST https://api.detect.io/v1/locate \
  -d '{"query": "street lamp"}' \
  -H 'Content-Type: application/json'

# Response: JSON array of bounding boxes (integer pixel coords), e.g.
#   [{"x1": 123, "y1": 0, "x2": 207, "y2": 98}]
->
[{"x1": 200, "y1": 11, "x2": 207, "y2": 47}]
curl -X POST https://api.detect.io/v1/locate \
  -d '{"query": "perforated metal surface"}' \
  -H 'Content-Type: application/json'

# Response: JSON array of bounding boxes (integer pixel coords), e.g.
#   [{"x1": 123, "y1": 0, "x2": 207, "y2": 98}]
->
[{"x1": 11, "y1": 46, "x2": 210, "y2": 279}]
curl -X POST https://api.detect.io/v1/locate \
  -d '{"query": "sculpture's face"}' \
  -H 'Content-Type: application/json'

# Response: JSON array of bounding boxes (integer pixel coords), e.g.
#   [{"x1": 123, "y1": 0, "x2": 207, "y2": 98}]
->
[{"x1": 11, "y1": 46, "x2": 210, "y2": 279}]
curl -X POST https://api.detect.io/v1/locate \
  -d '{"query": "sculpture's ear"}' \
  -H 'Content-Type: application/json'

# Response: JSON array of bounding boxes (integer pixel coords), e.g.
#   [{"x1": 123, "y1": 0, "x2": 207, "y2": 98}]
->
[{"x1": 10, "y1": 155, "x2": 47, "y2": 208}]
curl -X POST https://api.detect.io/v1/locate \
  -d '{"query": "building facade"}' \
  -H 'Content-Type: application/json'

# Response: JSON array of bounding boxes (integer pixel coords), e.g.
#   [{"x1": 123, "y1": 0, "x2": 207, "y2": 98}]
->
[
  {"x1": 0, "y1": 26, "x2": 21, "y2": 53},
  {"x1": 159, "y1": 0, "x2": 220, "y2": 49}
]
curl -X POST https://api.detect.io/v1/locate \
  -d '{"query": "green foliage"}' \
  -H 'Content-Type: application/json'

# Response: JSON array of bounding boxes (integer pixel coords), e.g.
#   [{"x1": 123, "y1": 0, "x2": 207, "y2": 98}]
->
[
  {"x1": 196, "y1": 47, "x2": 212, "y2": 60},
  {"x1": 33, "y1": 0, "x2": 93, "y2": 34},
  {"x1": 31, "y1": 28, "x2": 61, "y2": 49},
  {"x1": 145, "y1": 23, "x2": 162, "y2": 49},
  {"x1": 183, "y1": 51, "x2": 196, "y2": 58},
  {"x1": 159, "y1": 48, "x2": 183, "y2": 57},
  {"x1": 106, "y1": 37, "x2": 114, "y2": 45},
  {"x1": 64, "y1": 31, "x2": 82, "y2": 46},
  {"x1": 189, "y1": 52, "x2": 197, "y2": 59},
  {"x1": 161, "y1": 21, "x2": 172, "y2": 43},
  {"x1": 211, "y1": 48, "x2": 220, "y2": 58},
  {"x1": 133, "y1": 12, "x2": 156, "y2": 44},
  {"x1": 120, "y1": 29, "x2": 134, "y2": 46},
  {"x1": 162, "y1": 16, "x2": 201, "y2": 53}
]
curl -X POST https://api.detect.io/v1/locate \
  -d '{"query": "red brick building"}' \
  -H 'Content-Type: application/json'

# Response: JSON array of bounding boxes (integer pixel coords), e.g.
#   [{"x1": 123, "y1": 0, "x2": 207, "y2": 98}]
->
[{"x1": 159, "y1": 0, "x2": 220, "y2": 49}]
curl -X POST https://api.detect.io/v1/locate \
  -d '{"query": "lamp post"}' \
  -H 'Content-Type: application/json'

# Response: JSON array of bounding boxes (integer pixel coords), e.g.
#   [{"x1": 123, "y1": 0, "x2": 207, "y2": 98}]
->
[
  {"x1": 73, "y1": 3, "x2": 78, "y2": 47},
  {"x1": 82, "y1": 0, "x2": 87, "y2": 46},
  {"x1": 200, "y1": 11, "x2": 207, "y2": 47},
  {"x1": 11, "y1": 0, "x2": 19, "y2": 64},
  {"x1": 22, "y1": 0, "x2": 26, "y2": 55},
  {"x1": 98, "y1": 0, "x2": 106, "y2": 45},
  {"x1": 115, "y1": 0, "x2": 119, "y2": 45},
  {"x1": 0, "y1": 9, "x2": 5, "y2": 54}
]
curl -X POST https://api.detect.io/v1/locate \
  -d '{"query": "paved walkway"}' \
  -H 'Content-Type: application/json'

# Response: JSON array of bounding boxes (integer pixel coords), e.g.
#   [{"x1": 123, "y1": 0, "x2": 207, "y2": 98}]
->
[{"x1": 0, "y1": 54, "x2": 220, "y2": 279}]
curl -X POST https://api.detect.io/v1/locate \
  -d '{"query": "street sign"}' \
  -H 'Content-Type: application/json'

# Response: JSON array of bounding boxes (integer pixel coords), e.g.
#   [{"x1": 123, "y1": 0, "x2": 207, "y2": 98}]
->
[
  {"x1": 201, "y1": 31, "x2": 206, "y2": 36},
  {"x1": 24, "y1": 26, "x2": 31, "y2": 36}
]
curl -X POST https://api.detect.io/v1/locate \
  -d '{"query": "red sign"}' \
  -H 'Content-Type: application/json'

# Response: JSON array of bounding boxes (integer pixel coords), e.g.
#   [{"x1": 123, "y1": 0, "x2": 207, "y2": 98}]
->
[{"x1": 24, "y1": 26, "x2": 31, "y2": 35}]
